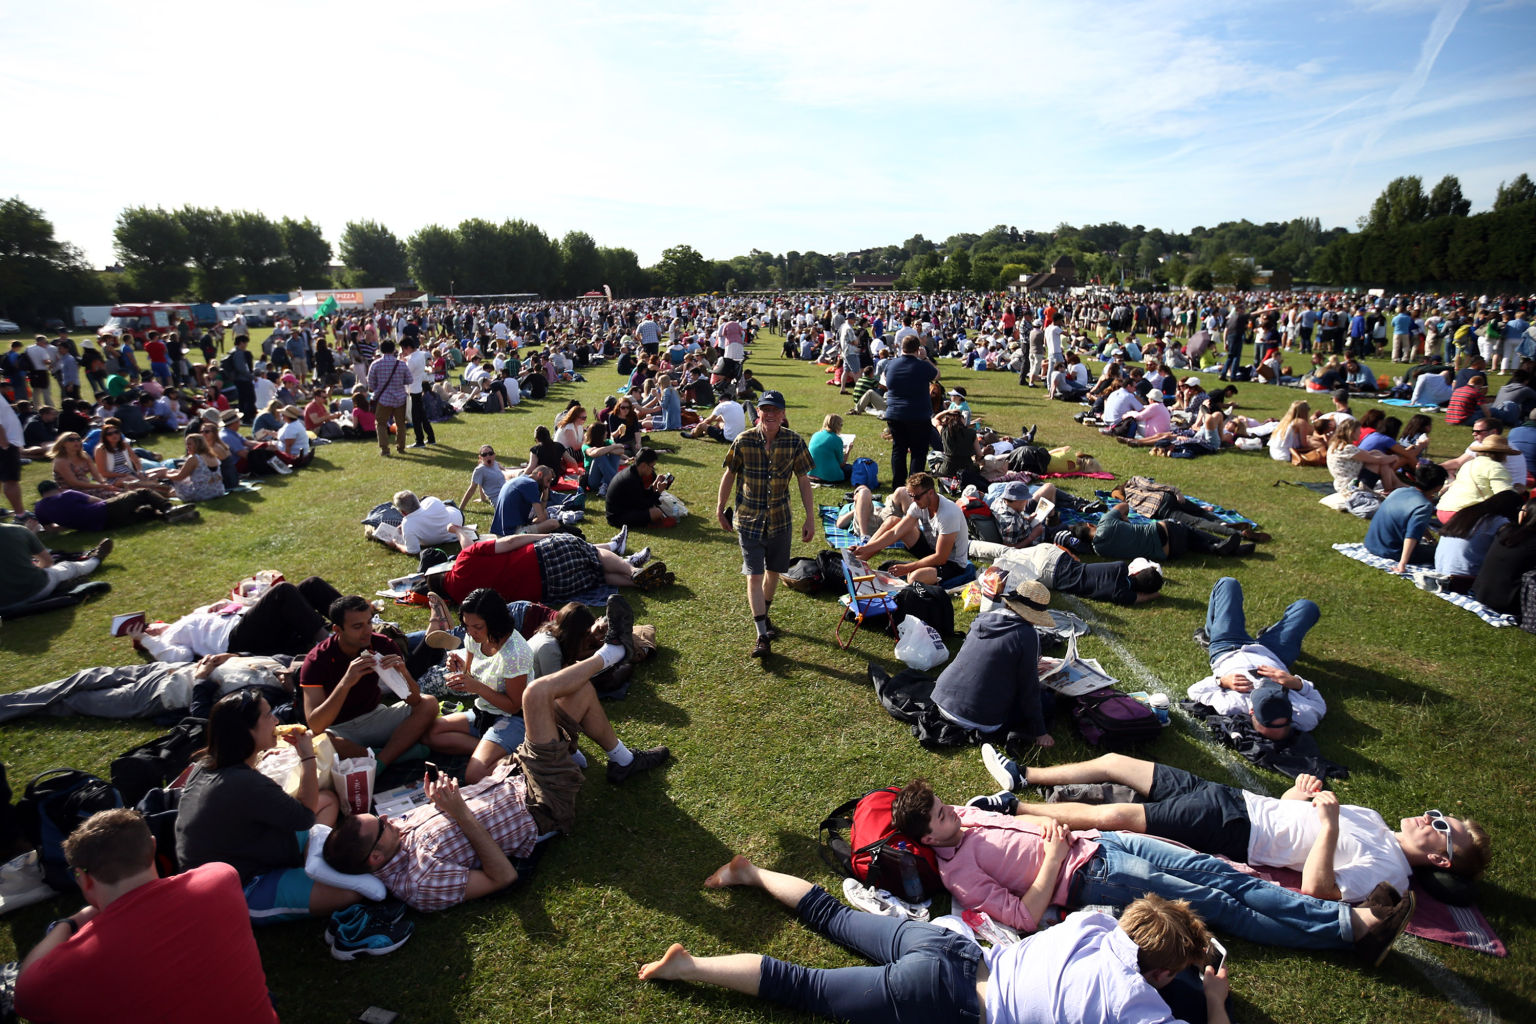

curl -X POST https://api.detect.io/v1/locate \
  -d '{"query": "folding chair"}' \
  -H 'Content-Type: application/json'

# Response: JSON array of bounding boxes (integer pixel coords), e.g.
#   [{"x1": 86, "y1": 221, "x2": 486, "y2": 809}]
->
[{"x1": 835, "y1": 549, "x2": 899, "y2": 649}]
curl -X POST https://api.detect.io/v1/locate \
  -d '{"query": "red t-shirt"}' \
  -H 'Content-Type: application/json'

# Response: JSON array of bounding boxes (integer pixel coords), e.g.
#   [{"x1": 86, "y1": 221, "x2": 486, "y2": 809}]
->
[
  {"x1": 144, "y1": 339, "x2": 168, "y2": 363},
  {"x1": 14, "y1": 862, "x2": 278, "y2": 1024},
  {"x1": 445, "y1": 539, "x2": 540, "y2": 604},
  {"x1": 299, "y1": 632, "x2": 398, "y2": 723}
]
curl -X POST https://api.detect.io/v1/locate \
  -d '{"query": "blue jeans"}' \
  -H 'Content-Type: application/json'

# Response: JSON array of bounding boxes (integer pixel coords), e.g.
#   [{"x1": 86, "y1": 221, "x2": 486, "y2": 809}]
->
[
  {"x1": 586, "y1": 453, "x2": 621, "y2": 494},
  {"x1": 758, "y1": 887, "x2": 983, "y2": 1024},
  {"x1": 1077, "y1": 833, "x2": 1351, "y2": 949},
  {"x1": 1221, "y1": 342, "x2": 1244, "y2": 379},
  {"x1": 1204, "y1": 576, "x2": 1318, "y2": 669}
]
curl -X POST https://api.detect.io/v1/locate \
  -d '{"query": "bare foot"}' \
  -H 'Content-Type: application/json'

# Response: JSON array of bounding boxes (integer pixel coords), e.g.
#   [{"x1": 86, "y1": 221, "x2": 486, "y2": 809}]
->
[
  {"x1": 704, "y1": 854, "x2": 755, "y2": 889},
  {"x1": 639, "y1": 943, "x2": 694, "y2": 981}
]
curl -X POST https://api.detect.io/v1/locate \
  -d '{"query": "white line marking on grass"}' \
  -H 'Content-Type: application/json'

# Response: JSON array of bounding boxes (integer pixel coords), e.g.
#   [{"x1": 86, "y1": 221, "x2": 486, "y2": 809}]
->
[{"x1": 1058, "y1": 595, "x2": 1499, "y2": 1023}]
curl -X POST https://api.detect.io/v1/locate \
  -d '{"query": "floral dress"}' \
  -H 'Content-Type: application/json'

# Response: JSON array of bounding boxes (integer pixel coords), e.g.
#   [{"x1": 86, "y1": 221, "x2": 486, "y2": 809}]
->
[{"x1": 173, "y1": 456, "x2": 226, "y2": 502}]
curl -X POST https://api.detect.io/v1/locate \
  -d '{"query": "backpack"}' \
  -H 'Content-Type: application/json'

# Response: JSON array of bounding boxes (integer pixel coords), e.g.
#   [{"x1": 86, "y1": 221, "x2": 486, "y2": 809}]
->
[
  {"x1": 109, "y1": 717, "x2": 207, "y2": 808},
  {"x1": 849, "y1": 457, "x2": 879, "y2": 490},
  {"x1": 781, "y1": 556, "x2": 825, "y2": 594},
  {"x1": 959, "y1": 495, "x2": 1003, "y2": 544},
  {"x1": 1007, "y1": 444, "x2": 1052, "y2": 474},
  {"x1": 818, "y1": 787, "x2": 943, "y2": 904},
  {"x1": 16, "y1": 769, "x2": 124, "y2": 892},
  {"x1": 894, "y1": 580, "x2": 954, "y2": 639},
  {"x1": 1073, "y1": 688, "x2": 1163, "y2": 750},
  {"x1": 135, "y1": 786, "x2": 184, "y2": 878}
]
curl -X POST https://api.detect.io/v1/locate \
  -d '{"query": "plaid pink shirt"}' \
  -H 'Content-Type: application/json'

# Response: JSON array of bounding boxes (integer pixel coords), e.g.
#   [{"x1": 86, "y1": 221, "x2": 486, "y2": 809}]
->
[{"x1": 376, "y1": 763, "x2": 538, "y2": 912}]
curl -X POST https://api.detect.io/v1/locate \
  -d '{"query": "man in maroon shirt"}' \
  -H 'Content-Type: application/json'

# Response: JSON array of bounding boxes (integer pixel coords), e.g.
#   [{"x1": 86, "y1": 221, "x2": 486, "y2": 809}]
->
[
  {"x1": 300, "y1": 593, "x2": 477, "y2": 766},
  {"x1": 14, "y1": 808, "x2": 279, "y2": 1024}
]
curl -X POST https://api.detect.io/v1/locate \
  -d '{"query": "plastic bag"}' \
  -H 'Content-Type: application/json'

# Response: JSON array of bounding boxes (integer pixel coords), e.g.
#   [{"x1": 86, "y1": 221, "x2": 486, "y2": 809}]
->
[
  {"x1": 894, "y1": 616, "x2": 949, "y2": 671},
  {"x1": 657, "y1": 490, "x2": 689, "y2": 519},
  {"x1": 960, "y1": 581, "x2": 981, "y2": 611}
]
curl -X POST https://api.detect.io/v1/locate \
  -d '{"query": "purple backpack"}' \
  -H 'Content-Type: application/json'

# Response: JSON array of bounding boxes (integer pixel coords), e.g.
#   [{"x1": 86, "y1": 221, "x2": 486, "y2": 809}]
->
[{"x1": 1073, "y1": 687, "x2": 1163, "y2": 749}]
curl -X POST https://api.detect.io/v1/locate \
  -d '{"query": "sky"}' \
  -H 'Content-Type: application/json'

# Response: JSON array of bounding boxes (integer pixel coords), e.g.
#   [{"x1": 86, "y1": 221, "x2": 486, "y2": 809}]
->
[{"x1": 3, "y1": 0, "x2": 1534, "y2": 271}]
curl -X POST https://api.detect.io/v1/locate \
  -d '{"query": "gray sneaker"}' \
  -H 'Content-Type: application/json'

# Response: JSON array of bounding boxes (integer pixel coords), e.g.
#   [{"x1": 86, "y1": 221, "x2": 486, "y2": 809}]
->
[
  {"x1": 606, "y1": 745, "x2": 670, "y2": 784},
  {"x1": 627, "y1": 546, "x2": 652, "y2": 568}
]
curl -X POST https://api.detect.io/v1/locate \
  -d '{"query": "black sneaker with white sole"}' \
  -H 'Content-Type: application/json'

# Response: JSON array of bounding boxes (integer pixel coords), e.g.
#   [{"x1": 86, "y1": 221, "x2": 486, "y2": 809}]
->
[{"x1": 606, "y1": 744, "x2": 670, "y2": 784}]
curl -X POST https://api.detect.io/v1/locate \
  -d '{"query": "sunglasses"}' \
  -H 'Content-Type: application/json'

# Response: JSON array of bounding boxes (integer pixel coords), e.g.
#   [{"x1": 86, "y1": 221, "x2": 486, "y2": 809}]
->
[
  {"x1": 369, "y1": 816, "x2": 393, "y2": 857},
  {"x1": 1425, "y1": 809, "x2": 1454, "y2": 862}
]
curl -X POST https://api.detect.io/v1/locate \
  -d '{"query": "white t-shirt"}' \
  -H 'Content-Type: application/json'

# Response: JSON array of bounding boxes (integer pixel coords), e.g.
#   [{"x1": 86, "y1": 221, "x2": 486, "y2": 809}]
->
[
  {"x1": 1241, "y1": 793, "x2": 1411, "y2": 904},
  {"x1": 277, "y1": 418, "x2": 310, "y2": 456},
  {"x1": 399, "y1": 496, "x2": 464, "y2": 555},
  {"x1": 405, "y1": 350, "x2": 428, "y2": 395},
  {"x1": 905, "y1": 496, "x2": 970, "y2": 566},
  {"x1": 252, "y1": 377, "x2": 277, "y2": 410},
  {"x1": 713, "y1": 400, "x2": 746, "y2": 441}
]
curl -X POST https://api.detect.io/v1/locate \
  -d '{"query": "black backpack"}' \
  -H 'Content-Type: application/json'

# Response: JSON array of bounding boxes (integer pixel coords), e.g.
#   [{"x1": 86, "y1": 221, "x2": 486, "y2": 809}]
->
[
  {"x1": 894, "y1": 581, "x2": 954, "y2": 639},
  {"x1": 781, "y1": 557, "x2": 825, "y2": 594},
  {"x1": 109, "y1": 717, "x2": 207, "y2": 808},
  {"x1": 16, "y1": 769, "x2": 124, "y2": 892}
]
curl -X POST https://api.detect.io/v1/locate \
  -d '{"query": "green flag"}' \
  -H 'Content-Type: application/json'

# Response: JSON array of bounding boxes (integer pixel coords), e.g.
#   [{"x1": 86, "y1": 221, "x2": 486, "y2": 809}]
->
[{"x1": 311, "y1": 295, "x2": 339, "y2": 320}]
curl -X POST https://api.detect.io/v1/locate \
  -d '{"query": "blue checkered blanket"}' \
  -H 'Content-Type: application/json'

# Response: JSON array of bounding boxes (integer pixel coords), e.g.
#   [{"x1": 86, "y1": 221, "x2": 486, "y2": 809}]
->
[{"x1": 1332, "y1": 543, "x2": 1519, "y2": 628}]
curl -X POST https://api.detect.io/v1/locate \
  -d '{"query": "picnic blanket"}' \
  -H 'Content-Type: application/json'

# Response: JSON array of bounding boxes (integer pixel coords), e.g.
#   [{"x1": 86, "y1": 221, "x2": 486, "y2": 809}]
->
[
  {"x1": 1040, "y1": 471, "x2": 1116, "y2": 480},
  {"x1": 1227, "y1": 862, "x2": 1505, "y2": 956},
  {"x1": 820, "y1": 504, "x2": 905, "y2": 551},
  {"x1": 1376, "y1": 398, "x2": 1442, "y2": 411},
  {"x1": 1332, "y1": 543, "x2": 1520, "y2": 627},
  {"x1": 1093, "y1": 490, "x2": 1259, "y2": 529}
]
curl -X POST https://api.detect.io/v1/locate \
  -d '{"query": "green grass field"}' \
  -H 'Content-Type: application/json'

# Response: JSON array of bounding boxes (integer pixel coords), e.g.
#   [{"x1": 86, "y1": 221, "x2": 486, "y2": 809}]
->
[{"x1": 2, "y1": 328, "x2": 1532, "y2": 1024}]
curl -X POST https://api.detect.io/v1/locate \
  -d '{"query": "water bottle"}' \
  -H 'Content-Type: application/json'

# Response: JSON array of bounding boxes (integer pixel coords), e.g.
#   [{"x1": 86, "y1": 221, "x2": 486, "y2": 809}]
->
[{"x1": 1149, "y1": 692, "x2": 1170, "y2": 725}]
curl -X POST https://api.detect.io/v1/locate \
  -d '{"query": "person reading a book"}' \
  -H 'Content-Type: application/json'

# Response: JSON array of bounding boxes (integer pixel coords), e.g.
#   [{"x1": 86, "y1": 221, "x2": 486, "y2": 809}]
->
[{"x1": 299, "y1": 594, "x2": 478, "y2": 768}]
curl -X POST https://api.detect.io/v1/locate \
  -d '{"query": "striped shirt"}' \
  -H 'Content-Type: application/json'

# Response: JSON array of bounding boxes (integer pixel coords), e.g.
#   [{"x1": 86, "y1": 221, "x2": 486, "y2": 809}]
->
[{"x1": 374, "y1": 762, "x2": 538, "y2": 912}]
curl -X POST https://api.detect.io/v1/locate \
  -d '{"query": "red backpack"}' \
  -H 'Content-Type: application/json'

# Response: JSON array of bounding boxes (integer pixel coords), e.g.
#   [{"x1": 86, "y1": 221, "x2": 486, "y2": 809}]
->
[{"x1": 819, "y1": 787, "x2": 943, "y2": 904}]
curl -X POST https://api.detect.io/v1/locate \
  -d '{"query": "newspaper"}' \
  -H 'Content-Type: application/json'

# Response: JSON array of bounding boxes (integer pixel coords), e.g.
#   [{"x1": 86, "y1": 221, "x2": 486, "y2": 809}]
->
[{"x1": 1038, "y1": 633, "x2": 1118, "y2": 697}]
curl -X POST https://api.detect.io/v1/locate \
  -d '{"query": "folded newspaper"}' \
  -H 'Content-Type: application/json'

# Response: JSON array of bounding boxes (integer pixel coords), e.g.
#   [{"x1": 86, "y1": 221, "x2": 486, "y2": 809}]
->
[{"x1": 1038, "y1": 633, "x2": 1118, "y2": 697}]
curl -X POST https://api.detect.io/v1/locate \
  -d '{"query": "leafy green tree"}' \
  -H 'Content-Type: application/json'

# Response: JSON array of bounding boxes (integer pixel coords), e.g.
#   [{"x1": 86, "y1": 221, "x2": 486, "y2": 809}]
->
[
  {"x1": 997, "y1": 262, "x2": 1030, "y2": 289},
  {"x1": 654, "y1": 244, "x2": 709, "y2": 295},
  {"x1": 454, "y1": 218, "x2": 509, "y2": 293},
  {"x1": 114, "y1": 205, "x2": 191, "y2": 298},
  {"x1": 969, "y1": 252, "x2": 1003, "y2": 292},
  {"x1": 407, "y1": 224, "x2": 460, "y2": 294},
  {"x1": 560, "y1": 230, "x2": 603, "y2": 295},
  {"x1": 175, "y1": 206, "x2": 240, "y2": 299},
  {"x1": 0, "y1": 197, "x2": 111, "y2": 324},
  {"x1": 1184, "y1": 265, "x2": 1214, "y2": 290},
  {"x1": 1426, "y1": 175, "x2": 1471, "y2": 219},
  {"x1": 1366, "y1": 175, "x2": 1428, "y2": 231},
  {"x1": 598, "y1": 247, "x2": 643, "y2": 297},
  {"x1": 1493, "y1": 173, "x2": 1535, "y2": 210},
  {"x1": 944, "y1": 249, "x2": 972, "y2": 290},
  {"x1": 231, "y1": 211, "x2": 289, "y2": 293},
  {"x1": 501, "y1": 219, "x2": 561, "y2": 295},
  {"x1": 339, "y1": 220, "x2": 409, "y2": 287},
  {"x1": 282, "y1": 217, "x2": 331, "y2": 286},
  {"x1": 1162, "y1": 255, "x2": 1188, "y2": 288}
]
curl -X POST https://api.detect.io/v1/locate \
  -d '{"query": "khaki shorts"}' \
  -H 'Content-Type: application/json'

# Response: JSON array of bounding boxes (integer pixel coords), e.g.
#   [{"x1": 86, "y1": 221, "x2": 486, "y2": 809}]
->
[
  {"x1": 515, "y1": 708, "x2": 584, "y2": 836},
  {"x1": 328, "y1": 702, "x2": 413, "y2": 750}
]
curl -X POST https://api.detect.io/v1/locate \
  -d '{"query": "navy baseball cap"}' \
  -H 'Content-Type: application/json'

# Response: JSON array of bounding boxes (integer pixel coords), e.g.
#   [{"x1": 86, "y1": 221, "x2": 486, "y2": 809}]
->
[
  {"x1": 758, "y1": 390, "x2": 787, "y2": 409},
  {"x1": 1252, "y1": 681, "x2": 1294, "y2": 729}
]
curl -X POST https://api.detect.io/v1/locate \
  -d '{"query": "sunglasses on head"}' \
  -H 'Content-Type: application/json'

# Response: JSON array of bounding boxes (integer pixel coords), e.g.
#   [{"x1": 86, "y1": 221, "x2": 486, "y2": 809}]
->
[{"x1": 1426, "y1": 809, "x2": 1454, "y2": 863}]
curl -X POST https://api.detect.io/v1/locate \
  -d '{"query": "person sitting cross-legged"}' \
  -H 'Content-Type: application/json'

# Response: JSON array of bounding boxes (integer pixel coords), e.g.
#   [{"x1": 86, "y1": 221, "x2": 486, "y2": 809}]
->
[
  {"x1": 299, "y1": 594, "x2": 478, "y2": 769},
  {"x1": 320, "y1": 599, "x2": 669, "y2": 911},
  {"x1": 639, "y1": 854, "x2": 1233, "y2": 1024}
]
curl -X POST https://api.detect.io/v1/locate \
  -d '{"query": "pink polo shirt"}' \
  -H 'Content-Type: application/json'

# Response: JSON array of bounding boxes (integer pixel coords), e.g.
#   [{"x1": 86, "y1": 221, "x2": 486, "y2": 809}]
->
[{"x1": 933, "y1": 805, "x2": 1101, "y2": 934}]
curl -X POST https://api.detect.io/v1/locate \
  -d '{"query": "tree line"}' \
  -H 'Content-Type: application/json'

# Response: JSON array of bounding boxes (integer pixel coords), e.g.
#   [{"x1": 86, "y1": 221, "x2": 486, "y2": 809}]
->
[{"x1": 1, "y1": 169, "x2": 1532, "y2": 326}]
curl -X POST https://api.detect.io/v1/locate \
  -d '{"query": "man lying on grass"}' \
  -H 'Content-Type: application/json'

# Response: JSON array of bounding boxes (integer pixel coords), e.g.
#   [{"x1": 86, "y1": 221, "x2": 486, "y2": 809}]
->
[
  {"x1": 321, "y1": 598, "x2": 669, "y2": 911},
  {"x1": 970, "y1": 752, "x2": 1490, "y2": 907},
  {"x1": 641, "y1": 854, "x2": 1232, "y2": 1024},
  {"x1": 900, "y1": 778, "x2": 1415, "y2": 964}
]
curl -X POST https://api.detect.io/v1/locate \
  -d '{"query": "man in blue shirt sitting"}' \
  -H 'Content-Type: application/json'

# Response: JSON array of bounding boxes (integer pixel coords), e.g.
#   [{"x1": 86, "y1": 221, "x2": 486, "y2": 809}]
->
[{"x1": 1363, "y1": 465, "x2": 1446, "y2": 573}]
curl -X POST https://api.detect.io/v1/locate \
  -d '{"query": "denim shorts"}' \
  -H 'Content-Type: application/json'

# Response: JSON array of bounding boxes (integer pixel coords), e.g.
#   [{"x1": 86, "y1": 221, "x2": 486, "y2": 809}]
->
[{"x1": 739, "y1": 529, "x2": 792, "y2": 576}]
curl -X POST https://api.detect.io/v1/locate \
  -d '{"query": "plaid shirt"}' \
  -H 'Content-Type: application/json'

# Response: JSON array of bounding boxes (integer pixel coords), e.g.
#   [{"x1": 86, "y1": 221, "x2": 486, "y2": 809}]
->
[
  {"x1": 375, "y1": 763, "x2": 538, "y2": 912},
  {"x1": 367, "y1": 355, "x2": 409, "y2": 408},
  {"x1": 722, "y1": 426, "x2": 812, "y2": 541}
]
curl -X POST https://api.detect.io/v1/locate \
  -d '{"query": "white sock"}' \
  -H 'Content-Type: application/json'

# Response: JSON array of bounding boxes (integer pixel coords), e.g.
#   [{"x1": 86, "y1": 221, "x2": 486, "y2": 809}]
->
[
  {"x1": 598, "y1": 643, "x2": 626, "y2": 667},
  {"x1": 571, "y1": 749, "x2": 588, "y2": 769},
  {"x1": 599, "y1": 540, "x2": 618, "y2": 551},
  {"x1": 606, "y1": 740, "x2": 633, "y2": 766}
]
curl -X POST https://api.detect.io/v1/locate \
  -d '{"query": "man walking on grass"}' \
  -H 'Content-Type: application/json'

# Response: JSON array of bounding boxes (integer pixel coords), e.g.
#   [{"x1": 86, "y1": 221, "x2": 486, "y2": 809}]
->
[{"x1": 716, "y1": 390, "x2": 814, "y2": 660}]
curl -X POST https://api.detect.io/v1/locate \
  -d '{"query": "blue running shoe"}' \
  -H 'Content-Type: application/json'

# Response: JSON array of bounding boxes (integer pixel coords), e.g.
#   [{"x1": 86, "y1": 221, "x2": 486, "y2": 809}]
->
[{"x1": 325, "y1": 904, "x2": 415, "y2": 961}]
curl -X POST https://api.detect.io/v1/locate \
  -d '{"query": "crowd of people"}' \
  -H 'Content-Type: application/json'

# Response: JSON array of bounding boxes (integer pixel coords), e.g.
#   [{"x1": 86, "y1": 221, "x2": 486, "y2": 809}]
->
[{"x1": 2, "y1": 285, "x2": 1529, "y2": 1024}]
